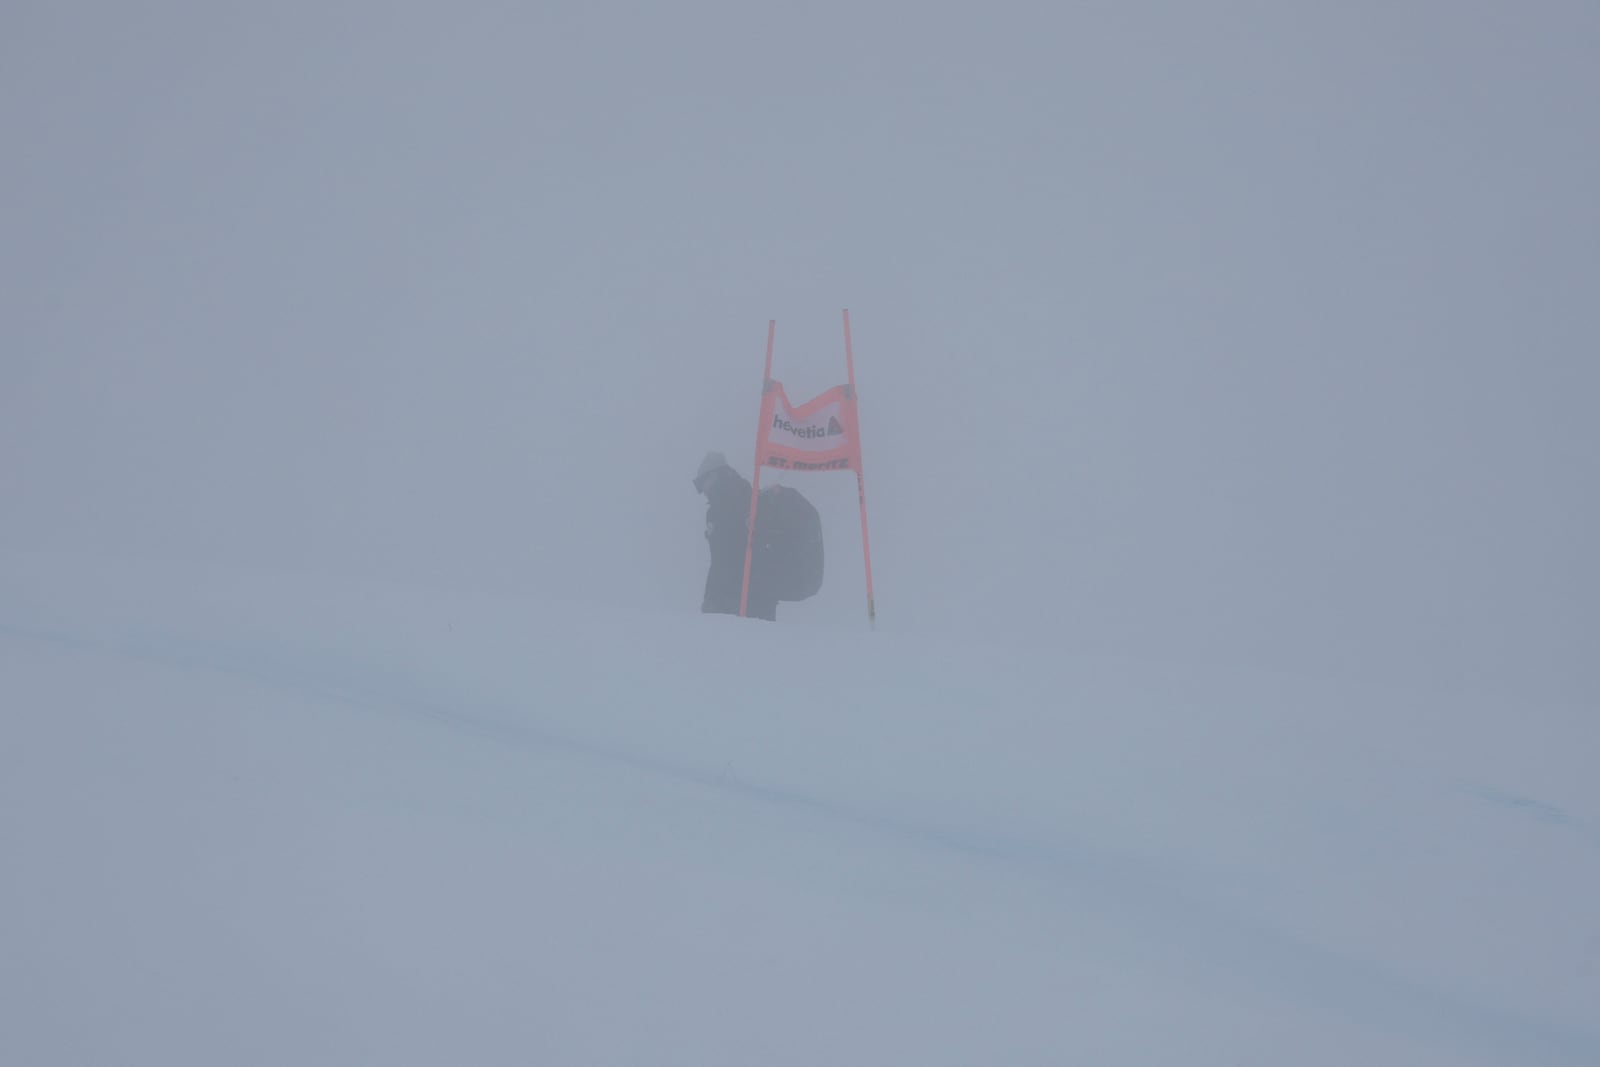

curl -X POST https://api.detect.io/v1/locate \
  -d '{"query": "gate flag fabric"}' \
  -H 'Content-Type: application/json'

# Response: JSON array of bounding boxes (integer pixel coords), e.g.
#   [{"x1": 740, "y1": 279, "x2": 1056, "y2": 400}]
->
[{"x1": 755, "y1": 381, "x2": 861, "y2": 473}]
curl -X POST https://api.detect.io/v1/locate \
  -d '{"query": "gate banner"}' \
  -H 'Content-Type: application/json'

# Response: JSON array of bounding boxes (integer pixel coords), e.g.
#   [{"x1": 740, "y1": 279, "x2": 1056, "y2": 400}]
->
[{"x1": 755, "y1": 381, "x2": 861, "y2": 472}]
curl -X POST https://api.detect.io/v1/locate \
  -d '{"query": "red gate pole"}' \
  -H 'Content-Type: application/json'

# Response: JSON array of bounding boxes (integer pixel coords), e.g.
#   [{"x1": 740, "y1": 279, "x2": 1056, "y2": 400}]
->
[
  {"x1": 740, "y1": 319, "x2": 776, "y2": 618},
  {"x1": 843, "y1": 308, "x2": 877, "y2": 628}
]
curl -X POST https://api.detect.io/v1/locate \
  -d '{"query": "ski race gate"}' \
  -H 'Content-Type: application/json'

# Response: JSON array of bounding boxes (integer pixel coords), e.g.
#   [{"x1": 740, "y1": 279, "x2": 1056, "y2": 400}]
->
[{"x1": 740, "y1": 310, "x2": 876, "y2": 627}]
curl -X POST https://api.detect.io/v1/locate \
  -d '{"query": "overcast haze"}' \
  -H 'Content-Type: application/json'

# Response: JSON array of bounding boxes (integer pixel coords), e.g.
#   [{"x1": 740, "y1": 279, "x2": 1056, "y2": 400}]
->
[{"x1": 4, "y1": 2, "x2": 1597, "y2": 701}]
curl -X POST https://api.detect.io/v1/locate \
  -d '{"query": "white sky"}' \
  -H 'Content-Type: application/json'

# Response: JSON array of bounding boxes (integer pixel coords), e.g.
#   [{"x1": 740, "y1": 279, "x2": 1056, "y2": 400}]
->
[{"x1": 3, "y1": 2, "x2": 1596, "y2": 701}]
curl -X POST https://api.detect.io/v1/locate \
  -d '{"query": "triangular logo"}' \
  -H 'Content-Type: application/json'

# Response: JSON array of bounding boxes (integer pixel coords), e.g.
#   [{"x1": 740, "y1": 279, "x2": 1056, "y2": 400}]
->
[{"x1": 827, "y1": 415, "x2": 844, "y2": 436}]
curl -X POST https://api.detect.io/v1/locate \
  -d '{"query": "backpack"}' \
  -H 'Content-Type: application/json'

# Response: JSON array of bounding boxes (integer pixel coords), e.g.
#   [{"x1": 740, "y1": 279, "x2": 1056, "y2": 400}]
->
[{"x1": 753, "y1": 485, "x2": 824, "y2": 602}]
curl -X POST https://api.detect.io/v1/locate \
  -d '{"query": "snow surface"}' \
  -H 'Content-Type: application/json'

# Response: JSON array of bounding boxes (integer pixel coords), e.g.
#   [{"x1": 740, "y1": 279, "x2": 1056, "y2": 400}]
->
[{"x1": 3, "y1": 548, "x2": 1596, "y2": 1066}]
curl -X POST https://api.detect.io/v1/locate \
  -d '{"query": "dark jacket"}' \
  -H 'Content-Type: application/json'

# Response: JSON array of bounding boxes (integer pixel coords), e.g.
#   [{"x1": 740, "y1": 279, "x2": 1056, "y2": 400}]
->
[{"x1": 700, "y1": 466, "x2": 777, "y2": 620}]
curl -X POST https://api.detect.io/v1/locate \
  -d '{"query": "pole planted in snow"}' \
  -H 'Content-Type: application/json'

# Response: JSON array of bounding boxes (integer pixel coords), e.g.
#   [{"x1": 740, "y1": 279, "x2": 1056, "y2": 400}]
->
[
  {"x1": 739, "y1": 319, "x2": 776, "y2": 618},
  {"x1": 843, "y1": 308, "x2": 877, "y2": 628}
]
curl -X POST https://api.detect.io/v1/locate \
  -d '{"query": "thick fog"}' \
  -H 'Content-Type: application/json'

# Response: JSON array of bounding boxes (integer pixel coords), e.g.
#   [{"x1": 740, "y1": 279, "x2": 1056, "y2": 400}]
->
[{"x1": 4, "y1": 3, "x2": 1596, "y2": 702}]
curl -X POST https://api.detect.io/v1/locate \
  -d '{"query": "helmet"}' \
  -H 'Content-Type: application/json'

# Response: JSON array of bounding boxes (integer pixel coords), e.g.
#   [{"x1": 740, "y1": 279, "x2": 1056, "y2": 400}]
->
[{"x1": 694, "y1": 451, "x2": 728, "y2": 493}]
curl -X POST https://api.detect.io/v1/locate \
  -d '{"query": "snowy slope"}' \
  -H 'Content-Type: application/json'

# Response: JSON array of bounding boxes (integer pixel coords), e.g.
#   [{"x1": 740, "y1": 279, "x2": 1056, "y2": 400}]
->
[{"x1": 2, "y1": 548, "x2": 1596, "y2": 1066}]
